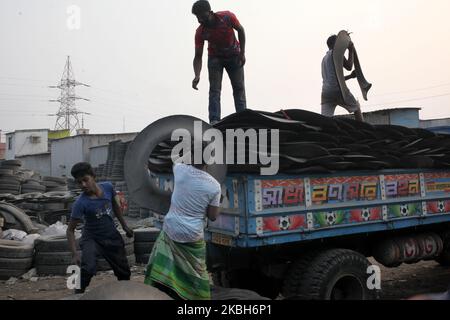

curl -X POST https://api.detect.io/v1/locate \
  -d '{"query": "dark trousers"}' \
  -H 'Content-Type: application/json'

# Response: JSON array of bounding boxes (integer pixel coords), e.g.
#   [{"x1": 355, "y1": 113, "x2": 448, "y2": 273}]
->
[
  {"x1": 208, "y1": 55, "x2": 247, "y2": 123},
  {"x1": 79, "y1": 236, "x2": 131, "y2": 292}
]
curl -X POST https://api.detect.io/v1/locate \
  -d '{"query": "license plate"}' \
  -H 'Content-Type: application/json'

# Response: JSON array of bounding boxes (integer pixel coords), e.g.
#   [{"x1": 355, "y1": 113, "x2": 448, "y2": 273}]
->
[{"x1": 211, "y1": 233, "x2": 233, "y2": 247}]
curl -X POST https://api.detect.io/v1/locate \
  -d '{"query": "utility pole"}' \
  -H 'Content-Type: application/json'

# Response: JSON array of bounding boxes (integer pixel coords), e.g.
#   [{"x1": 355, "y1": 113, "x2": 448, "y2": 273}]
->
[{"x1": 49, "y1": 56, "x2": 91, "y2": 135}]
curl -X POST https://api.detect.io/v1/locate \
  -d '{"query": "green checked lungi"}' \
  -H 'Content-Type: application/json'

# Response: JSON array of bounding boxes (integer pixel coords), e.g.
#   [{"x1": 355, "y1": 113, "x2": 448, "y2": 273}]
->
[{"x1": 144, "y1": 231, "x2": 211, "y2": 300}]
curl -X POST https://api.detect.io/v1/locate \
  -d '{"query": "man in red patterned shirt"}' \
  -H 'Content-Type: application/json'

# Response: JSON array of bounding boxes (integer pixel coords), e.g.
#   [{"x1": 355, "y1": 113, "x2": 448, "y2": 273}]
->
[{"x1": 192, "y1": 0, "x2": 247, "y2": 124}]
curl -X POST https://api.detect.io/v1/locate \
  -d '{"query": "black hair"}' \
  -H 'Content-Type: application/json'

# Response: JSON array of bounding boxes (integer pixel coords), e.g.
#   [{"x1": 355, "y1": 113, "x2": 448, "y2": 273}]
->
[
  {"x1": 327, "y1": 35, "x2": 337, "y2": 50},
  {"x1": 71, "y1": 162, "x2": 95, "y2": 180},
  {"x1": 192, "y1": 0, "x2": 211, "y2": 15}
]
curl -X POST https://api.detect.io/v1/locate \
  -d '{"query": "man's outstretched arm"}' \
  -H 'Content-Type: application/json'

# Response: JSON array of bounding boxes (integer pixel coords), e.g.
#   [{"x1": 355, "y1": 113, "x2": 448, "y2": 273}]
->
[
  {"x1": 207, "y1": 205, "x2": 220, "y2": 222},
  {"x1": 67, "y1": 219, "x2": 82, "y2": 265},
  {"x1": 112, "y1": 195, "x2": 134, "y2": 238},
  {"x1": 193, "y1": 46, "x2": 204, "y2": 90},
  {"x1": 235, "y1": 24, "x2": 246, "y2": 66}
]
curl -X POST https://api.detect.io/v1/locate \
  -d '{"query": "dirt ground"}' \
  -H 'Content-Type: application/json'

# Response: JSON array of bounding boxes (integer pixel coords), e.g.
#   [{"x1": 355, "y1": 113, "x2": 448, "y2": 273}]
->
[{"x1": 0, "y1": 259, "x2": 449, "y2": 300}]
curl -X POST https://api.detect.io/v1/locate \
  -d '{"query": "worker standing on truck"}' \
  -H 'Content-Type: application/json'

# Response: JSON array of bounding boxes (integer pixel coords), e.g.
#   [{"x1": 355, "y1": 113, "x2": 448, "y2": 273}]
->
[
  {"x1": 191, "y1": 0, "x2": 247, "y2": 124},
  {"x1": 66, "y1": 162, "x2": 134, "y2": 294},
  {"x1": 321, "y1": 34, "x2": 364, "y2": 122},
  {"x1": 144, "y1": 141, "x2": 221, "y2": 300}
]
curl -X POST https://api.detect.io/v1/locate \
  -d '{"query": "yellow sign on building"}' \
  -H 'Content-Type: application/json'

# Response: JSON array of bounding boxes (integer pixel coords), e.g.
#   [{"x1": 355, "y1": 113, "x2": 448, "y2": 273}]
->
[{"x1": 49, "y1": 129, "x2": 70, "y2": 140}]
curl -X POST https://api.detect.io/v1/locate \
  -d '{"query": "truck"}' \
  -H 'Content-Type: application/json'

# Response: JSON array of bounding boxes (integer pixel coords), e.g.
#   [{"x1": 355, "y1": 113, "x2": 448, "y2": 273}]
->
[
  {"x1": 150, "y1": 169, "x2": 450, "y2": 299},
  {"x1": 125, "y1": 114, "x2": 450, "y2": 300}
]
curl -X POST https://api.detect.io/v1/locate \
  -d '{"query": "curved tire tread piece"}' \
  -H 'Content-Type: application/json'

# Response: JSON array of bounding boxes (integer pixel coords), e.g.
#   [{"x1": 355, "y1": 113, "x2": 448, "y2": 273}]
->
[{"x1": 124, "y1": 115, "x2": 227, "y2": 214}]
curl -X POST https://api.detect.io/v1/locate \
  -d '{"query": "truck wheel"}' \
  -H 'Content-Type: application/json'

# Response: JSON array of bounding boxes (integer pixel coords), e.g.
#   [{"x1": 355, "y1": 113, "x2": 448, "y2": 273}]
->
[
  {"x1": 282, "y1": 249, "x2": 378, "y2": 300},
  {"x1": 436, "y1": 232, "x2": 450, "y2": 266}
]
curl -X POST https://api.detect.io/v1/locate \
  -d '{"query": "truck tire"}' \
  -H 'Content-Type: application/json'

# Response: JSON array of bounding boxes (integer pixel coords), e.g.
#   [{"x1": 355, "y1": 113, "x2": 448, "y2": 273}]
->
[
  {"x1": 134, "y1": 228, "x2": 160, "y2": 242},
  {"x1": 0, "y1": 269, "x2": 28, "y2": 280},
  {"x1": 35, "y1": 251, "x2": 80, "y2": 265},
  {"x1": 436, "y1": 232, "x2": 450, "y2": 266},
  {"x1": 282, "y1": 249, "x2": 378, "y2": 300},
  {"x1": 36, "y1": 264, "x2": 72, "y2": 276},
  {"x1": 0, "y1": 240, "x2": 34, "y2": 259},
  {"x1": 0, "y1": 257, "x2": 33, "y2": 270},
  {"x1": 0, "y1": 180, "x2": 20, "y2": 186},
  {"x1": 0, "y1": 169, "x2": 14, "y2": 175},
  {"x1": 1, "y1": 160, "x2": 22, "y2": 167},
  {"x1": 42, "y1": 176, "x2": 67, "y2": 184},
  {"x1": 35, "y1": 235, "x2": 81, "y2": 252}
]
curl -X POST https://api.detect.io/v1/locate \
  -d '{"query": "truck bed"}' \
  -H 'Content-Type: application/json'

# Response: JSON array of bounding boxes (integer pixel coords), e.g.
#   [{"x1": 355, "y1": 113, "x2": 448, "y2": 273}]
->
[{"x1": 153, "y1": 168, "x2": 450, "y2": 248}]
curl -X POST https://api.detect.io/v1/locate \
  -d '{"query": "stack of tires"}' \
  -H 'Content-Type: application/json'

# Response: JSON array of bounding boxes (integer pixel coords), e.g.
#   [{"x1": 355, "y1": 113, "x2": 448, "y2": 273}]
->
[
  {"x1": 134, "y1": 228, "x2": 160, "y2": 264},
  {"x1": 42, "y1": 176, "x2": 68, "y2": 192},
  {"x1": 96, "y1": 232, "x2": 136, "y2": 271},
  {"x1": 0, "y1": 160, "x2": 22, "y2": 195},
  {"x1": 0, "y1": 160, "x2": 22, "y2": 174},
  {"x1": 21, "y1": 178, "x2": 46, "y2": 194},
  {"x1": 0, "y1": 239, "x2": 34, "y2": 280},
  {"x1": 34, "y1": 234, "x2": 81, "y2": 276}
]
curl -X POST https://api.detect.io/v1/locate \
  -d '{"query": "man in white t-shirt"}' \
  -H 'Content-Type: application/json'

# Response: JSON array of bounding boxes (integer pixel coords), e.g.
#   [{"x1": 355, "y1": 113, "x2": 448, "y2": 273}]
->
[
  {"x1": 144, "y1": 144, "x2": 221, "y2": 300},
  {"x1": 163, "y1": 162, "x2": 221, "y2": 243}
]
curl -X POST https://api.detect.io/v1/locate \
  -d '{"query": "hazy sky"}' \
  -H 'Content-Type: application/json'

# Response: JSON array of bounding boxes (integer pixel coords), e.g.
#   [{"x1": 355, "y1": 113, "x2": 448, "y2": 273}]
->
[{"x1": 1, "y1": 0, "x2": 449, "y2": 136}]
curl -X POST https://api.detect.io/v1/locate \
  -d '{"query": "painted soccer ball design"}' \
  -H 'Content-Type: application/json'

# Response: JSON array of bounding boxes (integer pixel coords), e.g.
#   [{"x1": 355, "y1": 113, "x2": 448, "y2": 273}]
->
[
  {"x1": 361, "y1": 208, "x2": 371, "y2": 222},
  {"x1": 438, "y1": 201, "x2": 446, "y2": 213},
  {"x1": 278, "y1": 216, "x2": 291, "y2": 231},
  {"x1": 325, "y1": 212, "x2": 337, "y2": 226},
  {"x1": 400, "y1": 204, "x2": 410, "y2": 217}
]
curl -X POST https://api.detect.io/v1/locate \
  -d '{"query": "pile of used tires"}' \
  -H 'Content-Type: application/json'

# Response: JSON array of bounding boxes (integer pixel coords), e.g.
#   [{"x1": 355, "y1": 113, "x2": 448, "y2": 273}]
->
[
  {"x1": 21, "y1": 178, "x2": 46, "y2": 194},
  {"x1": 41, "y1": 176, "x2": 68, "y2": 192},
  {"x1": 0, "y1": 160, "x2": 69, "y2": 196},
  {"x1": 0, "y1": 160, "x2": 69, "y2": 195},
  {"x1": 133, "y1": 228, "x2": 160, "y2": 264},
  {"x1": 0, "y1": 202, "x2": 39, "y2": 280},
  {"x1": 0, "y1": 160, "x2": 23, "y2": 195},
  {"x1": 0, "y1": 239, "x2": 34, "y2": 280}
]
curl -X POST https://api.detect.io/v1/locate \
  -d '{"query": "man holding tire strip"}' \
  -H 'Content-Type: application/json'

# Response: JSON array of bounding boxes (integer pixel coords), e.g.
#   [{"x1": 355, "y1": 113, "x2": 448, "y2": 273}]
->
[{"x1": 66, "y1": 162, "x2": 134, "y2": 293}]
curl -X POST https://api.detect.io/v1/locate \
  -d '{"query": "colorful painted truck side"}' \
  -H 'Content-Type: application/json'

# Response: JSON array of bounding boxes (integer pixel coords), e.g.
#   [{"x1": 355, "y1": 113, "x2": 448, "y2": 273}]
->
[{"x1": 153, "y1": 169, "x2": 450, "y2": 299}]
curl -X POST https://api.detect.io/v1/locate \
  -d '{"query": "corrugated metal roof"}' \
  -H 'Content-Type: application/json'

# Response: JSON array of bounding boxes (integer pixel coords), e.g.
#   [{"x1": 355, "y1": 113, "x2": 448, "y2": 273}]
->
[{"x1": 363, "y1": 107, "x2": 421, "y2": 114}]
